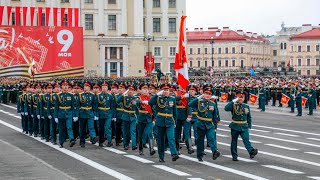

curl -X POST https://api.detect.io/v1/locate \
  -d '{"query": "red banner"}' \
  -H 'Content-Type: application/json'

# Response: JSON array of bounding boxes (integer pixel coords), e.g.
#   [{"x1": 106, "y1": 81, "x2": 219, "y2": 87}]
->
[
  {"x1": 38, "y1": 7, "x2": 42, "y2": 26},
  {"x1": 23, "y1": 7, "x2": 28, "y2": 26},
  {"x1": 249, "y1": 94, "x2": 258, "y2": 105},
  {"x1": 144, "y1": 52, "x2": 154, "y2": 74},
  {"x1": 281, "y1": 93, "x2": 290, "y2": 105},
  {"x1": 53, "y1": 8, "x2": 58, "y2": 26},
  {"x1": 15, "y1": 7, "x2": 20, "y2": 26},
  {"x1": 0, "y1": 26, "x2": 84, "y2": 78},
  {"x1": 45, "y1": 8, "x2": 50, "y2": 26},
  {"x1": 68, "y1": 8, "x2": 72, "y2": 27},
  {"x1": 220, "y1": 92, "x2": 228, "y2": 102},
  {"x1": 301, "y1": 96, "x2": 307, "y2": 107},
  {"x1": 7, "y1": 6, "x2": 12, "y2": 25},
  {"x1": 74, "y1": 8, "x2": 79, "y2": 27},
  {"x1": 60, "y1": 8, "x2": 65, "y2": 27},
  {"x1": 30, "y1": 7, "x2": 35, "y2": 26},
  {"x1": 0, "y1": 6, "x2": 4, "y2": 25}
]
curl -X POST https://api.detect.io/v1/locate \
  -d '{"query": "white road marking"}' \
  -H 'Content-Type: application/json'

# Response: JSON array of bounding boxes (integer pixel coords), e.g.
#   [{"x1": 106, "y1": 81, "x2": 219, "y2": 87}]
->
[
  {"x1": 262, "y1": 165, "x2": 304, "y2": 174},
  {"x1": 105, "y1": 147, "x2": 128, "y2": 155},
  {"x1": 124, "y1": 155, "x2": 154, "y2": 164},
  {"x1": 217, "y1": 128, "x2": 229, "y2": 132},
  {"x1": 216, "y1": 134, "x2": 229, "y2": 137},
  {"x1": 0, "y1": 103, "x2": 17, "y2": 110},
  {"x1": 308, "y1": 177, "x2": 320, "y2": 180},
  {"x1": 0, "y1": 120, "x2": 135, "y2": 180},
  {"x1": 250, "y1": 129, "x2": 270, "y2": 133},
  {"x1": 238, "y1": 138, "x2": 262, "y2": 144},
  {"x1": 307, "y1": 138, "x2": 320, "y2": 142},
  {"x1": 152, "y1": 165, "x2": 191, "y2": 176},
  {"x1": 274, "y1": 133, "x2": 300, "y2": 137},
  {"x1": 223, "y1": 155, "x2": 257, "y2": 162},
  {"x1": 265, "y1": 144, "x2": 299, "y2": 151},
  {"x1": 305, "y1": 152, "x2": 320, "y2": 156},
  {"x1": 187, "y1": 178, "x2": 205, "y2": 180}
]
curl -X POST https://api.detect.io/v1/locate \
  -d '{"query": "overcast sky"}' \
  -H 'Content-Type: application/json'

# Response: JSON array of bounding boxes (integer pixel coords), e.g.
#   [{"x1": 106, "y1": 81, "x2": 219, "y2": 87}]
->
[{"x1": 186, "y1": 0, "x2": 320, "y2": 35}]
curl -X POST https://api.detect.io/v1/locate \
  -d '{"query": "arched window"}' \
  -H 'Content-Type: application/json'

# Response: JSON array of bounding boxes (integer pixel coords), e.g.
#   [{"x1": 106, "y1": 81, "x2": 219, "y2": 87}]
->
[{"x1": 280, "y1": 43, "x2": 283, "y2": 50}]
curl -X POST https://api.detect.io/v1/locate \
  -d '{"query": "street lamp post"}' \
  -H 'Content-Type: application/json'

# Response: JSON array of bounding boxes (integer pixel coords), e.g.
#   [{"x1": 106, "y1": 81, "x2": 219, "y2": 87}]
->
[
  {"x1": 143, "y1": 33, "x2": 155, "y2": 76},
  {"x1": 210, "y1": 37, "x2": 214, "y2": 76}
]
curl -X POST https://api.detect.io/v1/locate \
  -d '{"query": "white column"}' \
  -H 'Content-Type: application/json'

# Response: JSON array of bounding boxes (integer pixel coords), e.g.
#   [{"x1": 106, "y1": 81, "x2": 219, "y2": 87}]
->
[
  {"x1": 117, "y1": 47, "x2": 120, "y2": 60},
  {"x1": 107, "y1": 47, "x2": 111, "y2": 59},
  {"x1": 117, "y1": 61, "x2": 120, "y2": 77},
  {"x1": 107, "y1": 62, "x2": 111, "y2": 77},
  {"x1": 100, "y1": 45, "x2": 106, "y2": 77},
  {"x1": 123, "y1": 45, "x2": 128, "y2": 76},
  {"x1": 98, "y1": 0, "x2": 105, "y2": 34},
  {"x1": 133, "y1": 0, "x2": 143, "y2": 36},
  {"x1": 120, "y1": 0, "x2": 127, "y2": 35},
  {"x1": 146, "y1": 0, "x2": 152, "y2": 34},
  {"x1": 161, "y1": 0, "x2": 168, "y2": 37}
]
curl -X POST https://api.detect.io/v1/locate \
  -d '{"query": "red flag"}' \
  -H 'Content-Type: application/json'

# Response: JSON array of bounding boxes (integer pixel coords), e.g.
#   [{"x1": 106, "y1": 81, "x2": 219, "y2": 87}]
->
[
  {"x1": 281, "y1": 93, "x2": 290, "y2": 105},
  {"x1": 38, "y1": 7, "x2": 42, "y2": 26},
  {"x1": 251, "y1": 64, "x2": 254, "y2": 69},
  {"x1": 301, "y1": 96, "x2": 307, "y2": 107},
  {"x1": 53, "y1": 8, "x2": 58, "y2": 26},
  {"x1": 30, "y1": 7, "x2": 35, "y2": 26},
  {"x1": 60, "y1": 8, "x2": 66, "y2": 26},
  {"x1": 45, "y1": 8, "x2": 50, "y2": 26},
  {"x1": 15, "y1": 7, "x2": 20, "y2": 26},
  {"x1": 68, "y1": 8, "x2": 73, "y2": 27},
  {"x1": 174, "y1": 16, "x2": 189, "y2": 90},
  {"x1": 74, "y1": 8, "x2": 79, "y2": 27},
  {"x1": 7, "y1": 6, "x2": 12, "y2": 25},
  {"x1": 220, "y1": 92, "x2": 228, "y2": 102},
  {"x1": 249, "y1": 94, "x2": 258, "y2": 104},
  {"x1": 287, "y1": 60, "x2": 290, "y2": 67},
  {"x1": 23, "y1": 7, "x2": 28, "y2": 26},
  {"x1": 318, "y1": 102, "x2": 320, "y2": 108},
  {"x1": 0, "y1": 6, "x2": 4, "y2": 25}
]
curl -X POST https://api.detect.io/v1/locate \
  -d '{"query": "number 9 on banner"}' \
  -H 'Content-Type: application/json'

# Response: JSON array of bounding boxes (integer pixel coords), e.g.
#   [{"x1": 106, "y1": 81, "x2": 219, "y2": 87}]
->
[{"x1": 57, "y1": 30, "x2": 74, "y2": 52}]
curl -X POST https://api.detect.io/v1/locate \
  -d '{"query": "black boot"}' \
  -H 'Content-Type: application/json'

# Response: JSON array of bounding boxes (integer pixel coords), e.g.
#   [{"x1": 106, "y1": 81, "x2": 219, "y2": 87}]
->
[{"x1": 250, "y1": 149, "x2": 258, "y2": 159}]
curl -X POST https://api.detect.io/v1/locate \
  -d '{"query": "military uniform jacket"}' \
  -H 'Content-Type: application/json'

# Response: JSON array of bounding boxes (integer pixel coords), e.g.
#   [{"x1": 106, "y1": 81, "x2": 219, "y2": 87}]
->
[
  {"x1": 307, "y1": 88, "x2": 316, "y2": 101},
  {"x1": 95, "y1": 92, "x2": 115, "y2": 119},
  {"x1": 175, "y1": 92, "x2": 188, "y2": 120},
  {"x1": 117, "y1": 94, "x2": 138, "y2": 122},
  {"x1": 188, "y1": 98, "x2": 218, "y2": 130},
  {"x1": 290, "y1": 87, "x2": 296, "y2": 99},
  {"x1": 224, "y1": 101, "x2": 252, "y2": 131},
  {"x1": 25, "y1": 93, "x2": 33, "y2": 115},
  {"x1": 31, "y1": 93, "x2": 41, "y2": 116},
  {"x1": 295, "y1": 90, "x2": 302, "y2": 104},
  {"x1": 54, "y1": 92, "x2": 75, "y2": 119},
  {"x1": 17, "y1": 93, "x2": 26, "y2": 114},
  {"x1": 75, "y1": 92, "x2": 95, "y2": 119},
  {"x1": 41, "y1": 93, "x2": 52, "y2": 117},
  {"x1": 114, "y1": 94, "x2": 124, "y2": 119},
  {"x1": 258, "y1": 87, "x2": 266, "y2": 98},
  {"x1": 136, "y1": 95, "x2": 152, "y2": 123},
  {"x1": 149, "y1": 94, "x2": 177, "y2": 127},
  {"x1": 188, "y1": 95, "x2": 198, "y2": 120}
]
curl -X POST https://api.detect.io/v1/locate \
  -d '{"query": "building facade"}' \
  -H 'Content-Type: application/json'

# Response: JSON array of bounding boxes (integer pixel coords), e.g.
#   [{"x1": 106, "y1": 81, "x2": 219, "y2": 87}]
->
[
  {"x1": 1, "y1": 0, "x2": 186, "y2": 77},
  {"x1": 186, "y1": 27, "x2": 271, "y2": 75}
]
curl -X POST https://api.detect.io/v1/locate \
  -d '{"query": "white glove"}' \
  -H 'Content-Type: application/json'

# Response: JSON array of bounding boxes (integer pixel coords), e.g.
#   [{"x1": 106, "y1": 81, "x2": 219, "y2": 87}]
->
[
  {"x1": 232, "y1": 98, "x2": 239, "y2": 103},
  {"x1": 25, "y1": 112, "x2": 28, "y2": 116},
  {"x1": 94, "y1": 116, "x2": 99, "y2": 121},
  {"x1": 41, "y1": 116, "x2": 44, "y2": 119},
  {"x1": 37, "y1": 115, "x2": 40, "y2": 119},
  {"x1": 20, "y1": 112, "x2": 24, "y2": 116},
  {"x1": 31, "y1": 115, "x2": 34, "y2": 118},
  {"x1": 112, "y1": 118, "x2": 117, "y2": 122},
  {"x1": 197, "y1": 95, "x2": 203, "y2": 99},
  {"x1": 183, "y1": 93, "x2": 189, "y2": 98},
  {"x1": 55, "y1": 118, "x2": 58, "y2": 123},
  {"x1": 186, "y1": 117, "x2": 192, "y2": 122},
  {"x1": 73, "y1": 117, "x2": 78, "y2": 122},
  {"x1": 157, "y1": 90, "x2": 164, "y2": 96},
  {"x1": 142, "y1": 100, "x2": 149, "y2": 105},
  {"x1": 211, "y1": 95, "x2": 218, "y2": 99},
  {"x1": 123, "y1": 90, "x2": 129, "y2": 95},
  {"x1": 292, "y1": 95, "x2": 295, "y2": 98},
  {"x1": 48, "y1": 115, "x2": 52, "y2": 120}
]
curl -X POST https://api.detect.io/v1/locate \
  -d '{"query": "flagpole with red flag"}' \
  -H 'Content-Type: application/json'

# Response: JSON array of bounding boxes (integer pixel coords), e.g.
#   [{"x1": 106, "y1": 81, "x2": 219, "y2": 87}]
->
[
  {"x1": 174, "y1": 16, "x2": 189, "y2": 90},
  {"x1": 287, "y1": 59, "x2": 291, "y2": 67}
]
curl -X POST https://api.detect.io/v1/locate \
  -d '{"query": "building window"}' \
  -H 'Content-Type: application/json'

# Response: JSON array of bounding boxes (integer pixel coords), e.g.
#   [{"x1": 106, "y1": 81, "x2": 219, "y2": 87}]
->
[
  {"x1": 316, "y1": 59, "x2": 320, "y2": 66},
  {"x1": 240, "y1": 60, "x2": 243, "y2": 68},
  {"x1": 273, "y1": 62, "x2": 277, "y2": 67},
  {"x1": 280, "y1": 43, "x2": 283, "y2": 49},
  {"x1": 108, "y1": 0, "x2": 116, "y2": 4},
  {"x1": 119, "y1": 47, "x2": 123, "y2": 59},
  {"x1": 204, "y1": 48, "x2": 208, "y2": 54},
  {"x1": 232, "y1": 47, "x2": 235, "y2": 54},
  {"x1": 273, "y1": 50, "x2": 277, "y2": 56},
  {"x1": 225, "y1": 47, "x2": 228, "y2": 54},
  {"x1": 61, "y1": 0, "x2": 69, "y2": 3},
  {"x1": 189, "y1": 48, "x2": 193, "y2": 54},
  {"x1": 298, "y1": 70, "x2": 301, "y2": 75},
  {"x1": 218, "y1": 48, "x2": 221, "y2": 54},
  {"x1": 232, "y1": 60, "x2": 235, "y2": 67},
  {"x1": 212, "y1": 60, "x2": 214, "y2": 67},
  {"x1": 218, "y1": 60, "x2": 221, "y2": 67},
  {"x1": 240, "y1": 47, "x2": 244, "y2": 54},
  {"x1": 169, "y1": 47, "x2": 176, "y2": 57},
  {"x1": 85, "y1": 14, "x2": 93, "y2": 30},
  {"x1": 298, "y1": 59, "x2": 301, "y2": 66},
  {"x1": 85, "y1": 0, "x2": 93, "y2": 3},
  {"x1": 284, "y1": 43, "x2": 287, "y2": 49},
  {"x1": 169, "y1": 0, "x2": 176, "y2": 8},
  {"x1": 197, "y1": 48, "x2": 201, "y2": 54},
  {"x1": 154, "y1": 47, "x2": 161, "y2": 56},
  {"x1": 225, "y1": 60, "x2": 228, "y2": 67},
  {"x1": 205, "y1": 60, "x2": 207, "y2": 67},
  {"x1": 11, "y1": 13, "x2": 15, "y2": 25},
  {"x1": 211, "y1": 48, "x2": 214, "y2": 54},
  {"x1": 307, "y1": 58, "x2": 310, "y2": 66},
  {"x1": 307, "y1": 70, "x2": 310, "y2": 75},
  {"x1": 316, "y1": 45, "x2": 320, "y2": 52},
  {"x1": 198, "y1": 61, "x2": 200, "y2": 67},
  {"x1": 291, "y1": 45, "x2": 294, "y2": 52},
  {"x1": 153, "y1": 18, "x2": 161, "y2": 32},
  {"x1": 153, "y1": 0, "x2": 160, "y2": 7},
  {"x1": 36, "y1": 0, "x2": 45, "y2": 2},
  {"x1": 298, "y1": 46, "x2": 302, "y2": 52},
  {"x1": 63, "y1": 14, "x2": 68, "y2": 26},
  {"x1": 190, "y1": 61, "x2": 192, "y2": 67},
  {"x1": 110, "y1": 47, "x2": 117, "y2": 59},
  {"x1": 307, "y1": 45, "x2": 311, "y2": 52},
  {"x1": 108, "y1": 15, "x2": 116, "y2": 30},
  {"x1": 169, "y1": 18, "x2": 176, "y2": 33},
  {"x1": 42, "y1": 13, "x2": 46, "y2": 26}
]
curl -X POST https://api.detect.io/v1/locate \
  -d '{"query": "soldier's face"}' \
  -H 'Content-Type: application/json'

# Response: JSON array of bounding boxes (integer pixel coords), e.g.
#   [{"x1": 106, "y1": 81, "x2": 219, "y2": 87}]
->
[
  {"x1": 127, "y1": 89, "x2": 134, "y2": 96},
  {"x1": 111, "y1": 87, "x2": 117, "y2": 93},
  {"x1": 62, "y1": 84, "x2": 68, "y2": 91},
  {"x1": 54, "y1": 87, "x2": 61, "y2": 92},
  {"x1": 149, "y1": 88, "x2": 155, "y2": 94},
  {"x1": 47, "y1": 88, "x2": 53, "y2": 93},
  {"x1": 189, "y1": 90, "x2": 196, "y2": 96},
  {"x1": 102, "y1": 86, "x2": 108, "y2": 92},
  {"x1": 237, "y1": 95, "x2": 245, "y2": 104},
  {"x1": 203, "y1": 92, "x2": 212, "y2": 100},
  {"x1": 163, "y1": 89, "x2": 170, "y2": 96},
  {"x1": 84, "y1": 85, "x2": 91, "y2": 92},
  {"x1": 93, "y1": 87, "x2": 100, "y2": 93},
  {"x1": 141, "y1": 88, "x2": 148, "y2": 95},
  {"x1": 119, "y1": 87, "x2": 125, "y2": 94}
]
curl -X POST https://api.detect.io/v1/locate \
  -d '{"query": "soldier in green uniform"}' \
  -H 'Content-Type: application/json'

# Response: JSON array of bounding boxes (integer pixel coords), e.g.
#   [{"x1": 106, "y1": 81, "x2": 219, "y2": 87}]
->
[
  {"x1": 187, "y1": 84, "x2": 199, "y2": 145},
  {"x1": 270, "y1": 83, "x2": 277, "y2": 106},
  {"x1": 95, "y1": 81, "x2": 115, "y2": 147},
  {"x1": 149, "y1": 84, "x2": 179, "y2": 162},
  {"x1": 224, "y1": 91, "x2": 258, "y2": 161},
  {"x1": 188, "y1": 85, "x2": 220, "y2": 162},
  {"x1": 41, "y1": 83, "x2": 54, "y2": 142},
  {"x1": 26, "y1": 84, "x2": 34, "y2": 136},
  {"x1": 76, "y1": 81, "x2": 99, "y2": 147},
  {"x1": 0, "y1": 82, "x2": 3, "y2": 103},
  {"x1": 289, "y1": 84, "x2": 296, "y2": 113},
  {"x1": 295, "y1": 85, "x2": 302, "y2": 116},
  {"x1": 72, "y1": 82, "x2": 81, "y2": 141},
  {"x1": 258, "y1": 83, "x2": 266, "y2": 112},
  {"x1": 17, "y1": 85, "x2": 28, "y2": 133},
  {"x1": 32, "y1": 84, "x2": 42, "y2": 137},
  {"x1": 111, "y1": 83, "x2": 124, "y2": 146},
  {"x1": 50, "y1": 83, "x2": 60, "y2": 145},
  {"x1": 307, "y1": 84, "x2": 316, "y2": 115},
  {"x1": 53, "y1": 80, "x2": 76, "y2": 148},
  {"x1": 117, "y1": 84, "x2": 138, "y2": 150}
]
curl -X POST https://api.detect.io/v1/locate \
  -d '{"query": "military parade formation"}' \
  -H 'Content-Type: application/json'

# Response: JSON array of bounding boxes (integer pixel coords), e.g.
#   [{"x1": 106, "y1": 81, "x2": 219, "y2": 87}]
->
[{"x1": 0, "y1": 75, "x2": 319, "y2": 163}]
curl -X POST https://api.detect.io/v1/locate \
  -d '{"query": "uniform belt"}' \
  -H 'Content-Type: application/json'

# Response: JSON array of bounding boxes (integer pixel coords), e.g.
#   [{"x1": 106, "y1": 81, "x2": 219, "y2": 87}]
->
[
  {"x1": 33, "y1": 105, "x2": 37, "y2": 108},
  {"x1": 192, "y1": 112, "x2": 198, "y2": 115},
  {"x1": 59, "y1": 106, "x2": 71, "y2": 110},
  {"x1": 124, "y1": 109, "x2": 135, "y2": 114},
  {"x1": 232, "y1": 120, "x2": 247, "y2": 124},
  {"x1": 277, "y1": 90, "x2": 282, "y2": 92},
  {"x1": 139, "y1": 110, "x2": 149, "y2": 114},
  {"x1": 177, "y1": 106, "x2": 186, "y2": 109},
  {"x1": 98, "y1": 107, "x2": 110, "y2": 110},
  {"x1": 116, "y1": 108, "x2": 124, "y2": 111},
  {"x1": 44, "y1": 107, "x2": 54, "y2": 110},
  {"x1": 259, "y1": 93, "x2": 264, "y2": 94},
  {"x1": 197, "y1": 115, "x2": 212, "y2": 122},
  {"x1": 158, "y1": 112, "x2": 173, "y2": 117},
  {"x1": 80, "y1": 107, "x2": 92, "y2": 110}
]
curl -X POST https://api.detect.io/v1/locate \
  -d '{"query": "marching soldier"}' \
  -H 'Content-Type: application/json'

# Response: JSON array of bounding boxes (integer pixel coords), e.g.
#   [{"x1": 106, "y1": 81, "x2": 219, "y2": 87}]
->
[
  {"x1": 149, "y1": 83, "x2": 179, "y2": 162},
  {"x1": 17, "y1": 85, "x2": 28, "y2": 133},
  {"x1": 270, "y1": 83, "x2": 277, "y2": 106},
  {"x1": 72, "y1": 82, "x2": 82, "y2": 140},
  {"x1": 307, "y1": 84, "x2": 316, "y2": 115},
  {"x1": 289, "y1": 84, "x2": 296, "y2": 113},
  {"x1": 41, "y1": 83, "x2": 54, "y2": 142},
  {"x1": 258, "y1": 83, "x2": 266, "y2": 112},
  {"x1": 111, "y1": 83, "x2": 123, "y2": 146},
  {"x1": 224, "y1": 91, "x2": 258, "y2": 161},
  {"x1": 187, "y1": 84, "x2": 199, "y2": 145},
  {"x1": 32, "y1": 84, "x2": 42, "y2": 137},
  {"x1": 188, "y1": 85, "x2": 220, "y2": 162},
  {"x1": 295, "y1": 85, "x2": 302, "y2": 116}
]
